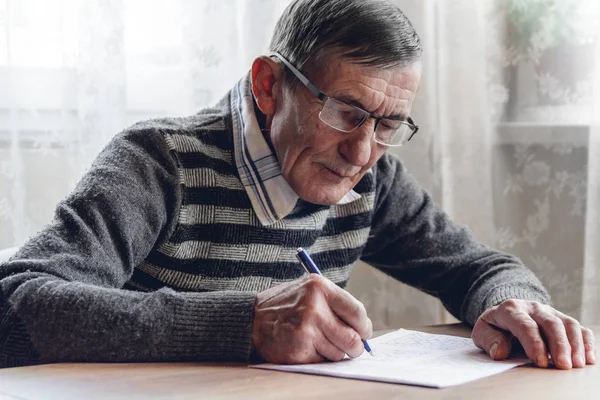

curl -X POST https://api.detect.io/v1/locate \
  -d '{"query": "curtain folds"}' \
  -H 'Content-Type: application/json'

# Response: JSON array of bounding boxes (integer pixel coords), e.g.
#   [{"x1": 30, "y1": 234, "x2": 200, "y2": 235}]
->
[{"x1": 0, "y1": 0, "x2": 598, "y2": 327}]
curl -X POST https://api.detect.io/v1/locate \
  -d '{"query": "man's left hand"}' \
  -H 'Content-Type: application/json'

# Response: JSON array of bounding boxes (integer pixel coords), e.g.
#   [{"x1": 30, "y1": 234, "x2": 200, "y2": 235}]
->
[{"x1": 472, "y1": 299, "x2": 596, "y2": 369}]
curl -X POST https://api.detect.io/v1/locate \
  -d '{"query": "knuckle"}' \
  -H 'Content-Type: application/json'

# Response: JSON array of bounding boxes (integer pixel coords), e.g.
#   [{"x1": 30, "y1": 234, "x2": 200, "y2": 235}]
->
[
  {"x1": 583, "y1": 327, "x2": 596, "y2": 342},
  {"x1": 540, "y1": 315, "x2": 563, "y2": 330},
  {"x1": 348, "y1": 301, "x2": 364, "y2": 319},
  {"x1": 339, "y1": 329, "x2": 361, "y2": 350},
  {"x1": 356, "y1": 301, "x2": 367, "y2": 318},
  {"x1": 557, "y1": 343, "x2": 572, "y2": 355},
  {"x1": 515, "y1": 317, "x2": 539, "y2": 334},
  {"x1": 563, "y1": 317, "x2": 581, "y2": 331},
  {"x1": 531, "y1": 301, "x2": 547, "y2": 314},
  {"x1": 530, "y1": 338, "x2": 546, "y2": 354},
  {"x1": 552, "y1": 335, "x2": 572, "y2": 352},
  {"x1": 555, "y1": 335, "x2": 571, "y2": 346},
  {"x1": 500, "y1": 298, "x2": 521, "y2": 311},
  {"x1": 305, "y1": 274, "x2": 326, "y2": 290}
]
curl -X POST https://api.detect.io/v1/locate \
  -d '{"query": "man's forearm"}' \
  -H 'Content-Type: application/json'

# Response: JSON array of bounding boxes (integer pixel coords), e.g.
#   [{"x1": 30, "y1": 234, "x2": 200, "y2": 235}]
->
[
  {"x1": 455, "y1": 254, "x2": 551, "y2": 325},
  {"x1": 362, "y1": 153, "x2": 551, "y2": 325},
  {"x1": 0, "y1": 123, "x2": 257, "y2": 367},
  {"x1": 1, "y1": 271, "x2": 256, "y2": 367}
]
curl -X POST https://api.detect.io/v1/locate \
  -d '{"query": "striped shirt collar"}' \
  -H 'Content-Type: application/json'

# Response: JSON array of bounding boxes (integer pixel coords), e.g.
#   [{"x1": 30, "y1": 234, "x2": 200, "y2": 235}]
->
[{"x1": 230, "y1": 73, "x2": 361, "y2": 226}]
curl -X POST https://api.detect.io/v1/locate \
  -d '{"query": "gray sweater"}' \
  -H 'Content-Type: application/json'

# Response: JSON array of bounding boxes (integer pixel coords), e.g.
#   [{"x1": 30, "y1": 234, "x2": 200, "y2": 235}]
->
[{"x1": 0, "y1": 91, "x2": 550, "y2": 368}]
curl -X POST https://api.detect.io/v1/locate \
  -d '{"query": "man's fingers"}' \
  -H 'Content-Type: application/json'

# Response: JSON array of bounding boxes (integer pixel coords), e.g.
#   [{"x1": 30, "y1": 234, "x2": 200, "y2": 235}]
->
[
  {"x1": 582, "y1": 327, "x2": 596, "y2": 365},
  {"x1": 320, "y1": 311, "x2": 365, "y2": 358},
  {"x1": 323, "y1": 280, "x2": 372, "y2": 340},
  {"x1": 314, "y1": 334, "x2": 346, "y2": 362},
  {"x1": 530, "y1": 310, "x2": 572, "y2": 369},
  {"x1": 556, "y1": 314, "x2": 585, "y2": 368},
  {"x1": 482, "y1": 303, "x2": 549, "y2": 368},
  {"x1": 477, "y1": 300, "x2": 597, "y2": 371},
  {"x1": 472, "y1": 318, "x2": 512, "y2": 360}
]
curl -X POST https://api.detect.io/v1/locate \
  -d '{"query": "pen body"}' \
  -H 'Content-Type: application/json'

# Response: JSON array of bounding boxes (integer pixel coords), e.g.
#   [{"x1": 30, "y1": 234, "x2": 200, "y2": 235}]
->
[{"x1": 296, "y1": 249, "x2": 322, "y2": 275}]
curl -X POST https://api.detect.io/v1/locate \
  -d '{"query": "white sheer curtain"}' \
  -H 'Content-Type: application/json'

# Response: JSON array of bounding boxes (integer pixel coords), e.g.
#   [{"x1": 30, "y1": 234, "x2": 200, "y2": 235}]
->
[
  {"x1": 0, "y1": 0, "x2": 599, "y2": 327},
  {"x1": 583, "y1": 43, "x2": 600, "y2": 324}
]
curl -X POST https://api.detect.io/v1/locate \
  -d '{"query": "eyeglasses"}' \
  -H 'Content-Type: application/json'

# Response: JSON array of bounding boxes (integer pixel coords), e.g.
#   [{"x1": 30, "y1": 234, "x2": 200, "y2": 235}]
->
[{"x1": 269, "y1": 52, "x2": 419, "y2": 147}]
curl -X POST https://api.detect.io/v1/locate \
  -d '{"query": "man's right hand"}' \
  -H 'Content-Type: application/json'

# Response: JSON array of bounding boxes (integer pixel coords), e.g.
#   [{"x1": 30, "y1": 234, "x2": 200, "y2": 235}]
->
[{"x1": 251, "y1": 274, "x2": 373, "y2": 364}]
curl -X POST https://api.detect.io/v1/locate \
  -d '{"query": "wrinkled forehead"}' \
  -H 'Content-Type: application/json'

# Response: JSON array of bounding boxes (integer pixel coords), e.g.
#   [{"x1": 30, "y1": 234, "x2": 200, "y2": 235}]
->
[
  {"x1": 319, "y1": 57, "x2": 420, "y2": 94},
  {"x1": 309, "y1": 57, "x2": 422, "y2": 116}
]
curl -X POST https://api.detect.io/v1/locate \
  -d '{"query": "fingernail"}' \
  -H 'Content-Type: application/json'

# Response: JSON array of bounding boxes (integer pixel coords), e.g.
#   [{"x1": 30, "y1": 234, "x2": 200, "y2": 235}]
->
[
  {"x1": 490, "y1": 343, "x2": 498, "y2": 359},
  {"x1": 557, "y1": 355, "x2": 572, "y2": 369},
  {"x1": 574, "y1": 355, "x2": 585, "y2": 368},
  {"x1": 537, "y1": 354, "x2": 548, "y2": 368}
]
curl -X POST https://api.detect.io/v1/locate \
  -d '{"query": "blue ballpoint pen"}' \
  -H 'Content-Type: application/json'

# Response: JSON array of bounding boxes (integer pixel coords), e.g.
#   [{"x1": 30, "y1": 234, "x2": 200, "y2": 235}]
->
[{"x1": 296, "y1": 247, "x2": 374, "y2": 357}]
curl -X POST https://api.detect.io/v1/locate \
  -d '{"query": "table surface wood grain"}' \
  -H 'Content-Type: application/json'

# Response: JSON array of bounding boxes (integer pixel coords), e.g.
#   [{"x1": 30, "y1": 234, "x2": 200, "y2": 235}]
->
[{"x1": 0, "y1": 324, "x2": 597, "y2": 400}]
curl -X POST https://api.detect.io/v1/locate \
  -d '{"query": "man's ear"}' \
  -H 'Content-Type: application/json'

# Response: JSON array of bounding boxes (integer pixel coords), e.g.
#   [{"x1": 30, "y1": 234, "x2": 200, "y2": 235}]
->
[{"x1": 251, "y1": 56, "x2": 283, "y2": 117}]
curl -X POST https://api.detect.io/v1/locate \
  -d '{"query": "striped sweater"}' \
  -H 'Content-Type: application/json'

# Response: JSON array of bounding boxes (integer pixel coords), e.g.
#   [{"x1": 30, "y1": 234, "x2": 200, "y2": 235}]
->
[
  {"x1": 0, "y1": 89, "x2": 550, "y2": 368},
  {"x1": 129, "y1": 120, "x2": 376, "y2": 293}
]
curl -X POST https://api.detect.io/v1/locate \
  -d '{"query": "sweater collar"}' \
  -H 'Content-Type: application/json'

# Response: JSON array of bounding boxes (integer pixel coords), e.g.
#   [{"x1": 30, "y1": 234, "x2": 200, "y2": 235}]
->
[{"x1": 230, "y1": 74, "x2": 361, "y2": 226}]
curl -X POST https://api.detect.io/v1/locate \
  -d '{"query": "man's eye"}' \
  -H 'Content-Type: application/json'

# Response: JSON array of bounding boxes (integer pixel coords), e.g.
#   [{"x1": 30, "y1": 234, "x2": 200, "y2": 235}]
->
[
  {"x1": 378, "y1": 130, "x2": 393, "y2": 140},
  {"x1": 339, "y1": 110, "x2": 362, "y2": 121},
  {"x1": 381, "y1": 120, "x2": 401, "y2": 130}
]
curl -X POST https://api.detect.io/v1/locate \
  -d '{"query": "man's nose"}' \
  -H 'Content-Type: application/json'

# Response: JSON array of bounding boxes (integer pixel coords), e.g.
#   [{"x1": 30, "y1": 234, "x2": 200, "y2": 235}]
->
[{"x1": 338, "y1": 119, "x2": 375, "y2": 167}]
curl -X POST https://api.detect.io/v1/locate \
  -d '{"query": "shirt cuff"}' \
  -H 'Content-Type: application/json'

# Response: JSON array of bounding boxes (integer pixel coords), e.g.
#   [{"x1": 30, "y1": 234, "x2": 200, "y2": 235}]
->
[{"x1": 168, "y1": 291, "x2": 257, "y2": 361}]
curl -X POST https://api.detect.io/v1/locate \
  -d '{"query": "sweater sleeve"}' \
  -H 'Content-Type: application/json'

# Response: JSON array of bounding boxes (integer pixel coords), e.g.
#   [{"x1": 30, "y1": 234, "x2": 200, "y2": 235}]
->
[
  {"x1": 0, "y1": 124, "x2": 256, "y2": 368},
  {"x1": 361, "y1": 153, "x2": 551, "y2": 326}
]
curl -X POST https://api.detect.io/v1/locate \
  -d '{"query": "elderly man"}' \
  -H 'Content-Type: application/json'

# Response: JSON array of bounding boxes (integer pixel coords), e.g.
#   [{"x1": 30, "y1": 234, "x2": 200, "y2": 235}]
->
[{"x1": 0, "y1": 0, "x2": 595, "y2": 369}]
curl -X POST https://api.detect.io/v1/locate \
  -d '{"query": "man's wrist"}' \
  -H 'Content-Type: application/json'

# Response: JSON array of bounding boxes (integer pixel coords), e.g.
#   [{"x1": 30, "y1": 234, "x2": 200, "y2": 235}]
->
[{"x1": 477, "y1": 285, "x2": 552, "y2": 321}]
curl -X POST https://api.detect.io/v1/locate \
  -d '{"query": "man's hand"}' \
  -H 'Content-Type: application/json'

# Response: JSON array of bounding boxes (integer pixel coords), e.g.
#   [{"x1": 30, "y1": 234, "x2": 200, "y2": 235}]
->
[
  {"x1": 472, "y1": 299, "x2": 596, "y2": 369},
  {"x1": 251, "y1": 275, "x2": 373, "y2": 364}
]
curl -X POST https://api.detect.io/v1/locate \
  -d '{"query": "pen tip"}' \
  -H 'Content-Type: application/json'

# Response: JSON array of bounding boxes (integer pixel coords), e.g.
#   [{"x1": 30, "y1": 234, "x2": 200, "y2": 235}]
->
[
  {"x1": 297, "y1": 247, "x2": 303, "y2": 252},
  {"x1": 368, "y1": 351, "x2": 375, "y2": 357}
]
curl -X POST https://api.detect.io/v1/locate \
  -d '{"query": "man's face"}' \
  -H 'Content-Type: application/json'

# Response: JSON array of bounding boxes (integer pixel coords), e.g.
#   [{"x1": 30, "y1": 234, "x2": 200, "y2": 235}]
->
[{"x1": 268, "y1": 57, "x2": 421, "y2": 205}]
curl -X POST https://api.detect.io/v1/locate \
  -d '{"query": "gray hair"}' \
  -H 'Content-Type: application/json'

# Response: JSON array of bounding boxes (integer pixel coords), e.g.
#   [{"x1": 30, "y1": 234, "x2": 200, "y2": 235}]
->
[{"x1": 269, "y1": 0, "x2": 422, "y2": 86}]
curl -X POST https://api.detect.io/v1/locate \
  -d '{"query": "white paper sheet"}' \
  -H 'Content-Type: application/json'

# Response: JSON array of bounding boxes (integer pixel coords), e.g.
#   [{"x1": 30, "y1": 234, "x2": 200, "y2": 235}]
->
[{"x1": 251, "y1": 329, "x2": 531, "y2": 388}]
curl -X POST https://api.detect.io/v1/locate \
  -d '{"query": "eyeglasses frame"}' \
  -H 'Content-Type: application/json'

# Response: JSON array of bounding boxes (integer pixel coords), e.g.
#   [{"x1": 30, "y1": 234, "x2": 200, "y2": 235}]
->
[{"x1": 268, "y1": 51, "x2": 419, "y2": 147}]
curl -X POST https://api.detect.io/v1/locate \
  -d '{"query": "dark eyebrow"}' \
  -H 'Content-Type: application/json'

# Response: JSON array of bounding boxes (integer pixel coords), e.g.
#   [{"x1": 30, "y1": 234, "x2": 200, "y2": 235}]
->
[{"x1": 334, "y1": 94, "x2": 407, "y2": 121}]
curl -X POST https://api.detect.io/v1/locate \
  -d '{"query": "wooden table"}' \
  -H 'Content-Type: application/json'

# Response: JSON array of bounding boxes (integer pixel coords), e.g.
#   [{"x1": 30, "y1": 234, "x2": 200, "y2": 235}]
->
[{"x1": 0, "y1": 324, "x2": 597, "y2": 400}]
